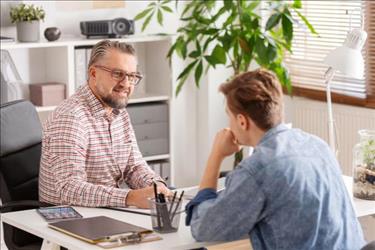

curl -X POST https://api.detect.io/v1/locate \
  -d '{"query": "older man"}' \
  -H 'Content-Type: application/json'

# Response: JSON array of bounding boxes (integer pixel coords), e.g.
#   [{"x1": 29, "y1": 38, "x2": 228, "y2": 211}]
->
[{"x1": 39, "y1": 40, "x2": 170, "y2": 208}]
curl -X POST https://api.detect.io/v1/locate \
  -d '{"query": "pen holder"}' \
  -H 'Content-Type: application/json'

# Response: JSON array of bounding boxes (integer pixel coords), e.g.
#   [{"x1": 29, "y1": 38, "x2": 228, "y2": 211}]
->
[{"x1": 149, "y1": 198, "x2": 182, "y2": 233}]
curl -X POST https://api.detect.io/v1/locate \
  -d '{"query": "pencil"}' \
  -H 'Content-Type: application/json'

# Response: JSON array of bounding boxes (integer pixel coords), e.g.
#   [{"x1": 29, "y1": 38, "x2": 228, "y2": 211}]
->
[
  {"x1": 168, "y1": 191, "x2": 177, "y2": 216},
  {"x1": 170, "y1": 191, "x2": 184, "y2": 222},
  {"x1": 153, "y1": 182, "x2": 161, "y2": 228}
]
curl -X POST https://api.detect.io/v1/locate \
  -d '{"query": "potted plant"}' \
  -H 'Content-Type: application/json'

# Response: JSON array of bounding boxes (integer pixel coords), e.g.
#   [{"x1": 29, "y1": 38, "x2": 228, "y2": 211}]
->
[
  {"x1": 10, "y1": 3, "x2": 45, "y2": 42},
  {"x1": 353, "y1": 130, "x2": 375, "y2": 200},
  {"x1": 135, "y1": 0, "x2": 317, "y2": 165}
]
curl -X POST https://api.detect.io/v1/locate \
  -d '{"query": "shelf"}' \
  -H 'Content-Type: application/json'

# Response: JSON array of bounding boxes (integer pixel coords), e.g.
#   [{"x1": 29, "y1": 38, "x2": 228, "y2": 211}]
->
[
  {"x1": 144, "y1": 154, "x2": 170, "y2": 162},
  {"x1": 35, "y1": 105, "x2": 57, "y2": 112},
  {"x1": 129, "y1": 93, "x2": 169, "y2": 104},
  {"x1": 0, "y1": 34, "x2": 173, "y2": 50},
  {"x1": 33, "y1": 94, "x2": 167, "y2": 113}
]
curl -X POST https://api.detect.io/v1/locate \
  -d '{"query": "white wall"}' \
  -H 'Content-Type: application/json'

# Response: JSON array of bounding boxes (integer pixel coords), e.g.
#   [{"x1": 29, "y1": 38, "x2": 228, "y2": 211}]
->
[{"x1": 1, "y1": 1, "x2": 179, "y2": 38}]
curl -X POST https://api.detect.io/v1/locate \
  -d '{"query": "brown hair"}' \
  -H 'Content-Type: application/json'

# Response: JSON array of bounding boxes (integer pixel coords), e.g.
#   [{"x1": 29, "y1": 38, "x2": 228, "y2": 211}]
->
[
  {"x1": 219, "y1": 68, "x2": 284, "y2": 130},
  {"x1": 87, "y1": 40, "x2": 136, "y2": 70}
]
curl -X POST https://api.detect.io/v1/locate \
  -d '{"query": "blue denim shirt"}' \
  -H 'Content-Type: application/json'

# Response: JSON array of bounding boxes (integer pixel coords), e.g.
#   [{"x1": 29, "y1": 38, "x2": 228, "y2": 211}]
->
[{"x1": 186, "y1": 124, "x2": 365, "y2": 250}]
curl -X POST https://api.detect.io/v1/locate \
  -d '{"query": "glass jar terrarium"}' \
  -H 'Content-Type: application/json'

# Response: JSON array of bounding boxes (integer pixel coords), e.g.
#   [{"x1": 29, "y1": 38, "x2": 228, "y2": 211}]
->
[{"x1": 353, "y1": 130, "x2": 375, "y2": 200}]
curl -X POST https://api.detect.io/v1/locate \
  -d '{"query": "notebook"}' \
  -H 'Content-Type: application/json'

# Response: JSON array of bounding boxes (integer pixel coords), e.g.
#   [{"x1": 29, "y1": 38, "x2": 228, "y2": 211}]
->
[{"x1": 48, "y1": 215, "x2": 161, "y2": 247}]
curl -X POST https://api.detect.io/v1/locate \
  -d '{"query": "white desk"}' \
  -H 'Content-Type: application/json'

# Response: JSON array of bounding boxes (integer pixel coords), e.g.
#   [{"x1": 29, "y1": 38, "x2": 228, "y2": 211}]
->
[
  {"x1": 342, "y1": 175, "x2": 375, "y2": 218},
  {"x1": 1, "y1": 176, "x2": 374, "y2": 250},
  {"x1": 1, "y1": 206, "x2": 209, "y2": 250}
]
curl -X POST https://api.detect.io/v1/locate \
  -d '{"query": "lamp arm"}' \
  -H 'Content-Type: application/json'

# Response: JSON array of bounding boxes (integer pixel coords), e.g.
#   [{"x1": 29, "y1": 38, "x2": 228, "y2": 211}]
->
[{"x1": 324, "y1": 67, "x2": 338, "y2": 156}]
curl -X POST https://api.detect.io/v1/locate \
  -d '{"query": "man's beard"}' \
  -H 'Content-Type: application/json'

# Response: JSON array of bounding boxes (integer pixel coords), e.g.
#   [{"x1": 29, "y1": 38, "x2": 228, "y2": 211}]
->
[
  {"x1": 101, "y1": 94, "x2": 128, "y2": 109},
  {"x1": 97, "y1": 84, "x2": 129, "y2": 109}
]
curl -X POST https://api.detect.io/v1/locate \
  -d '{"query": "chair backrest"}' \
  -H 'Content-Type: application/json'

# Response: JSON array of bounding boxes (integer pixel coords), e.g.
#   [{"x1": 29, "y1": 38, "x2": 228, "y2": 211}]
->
[
  {"x1": 0, "y1": 100, "x2": 44, "y2": 250},
  {"x1": 0, "y1": 100, "x2": 42, "y2": 204}
]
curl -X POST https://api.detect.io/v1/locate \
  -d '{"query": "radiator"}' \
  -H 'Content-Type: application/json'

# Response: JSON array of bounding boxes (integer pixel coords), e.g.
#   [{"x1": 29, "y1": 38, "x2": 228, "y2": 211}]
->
[{"x1": 285, "y1": 96, "x2": 375, "y2": 175}]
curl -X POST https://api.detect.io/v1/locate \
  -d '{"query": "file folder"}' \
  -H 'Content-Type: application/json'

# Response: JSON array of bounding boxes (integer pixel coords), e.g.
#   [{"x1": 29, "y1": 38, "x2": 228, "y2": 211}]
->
[{"x1": 48, "y1": 215, "x2": 161, "y2": 247}]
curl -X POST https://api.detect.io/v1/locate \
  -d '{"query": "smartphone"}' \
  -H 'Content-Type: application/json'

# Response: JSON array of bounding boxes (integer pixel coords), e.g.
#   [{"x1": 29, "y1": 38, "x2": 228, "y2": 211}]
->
[{"x1": 37, "y1": 206, "x2": 82, "y2": 222}]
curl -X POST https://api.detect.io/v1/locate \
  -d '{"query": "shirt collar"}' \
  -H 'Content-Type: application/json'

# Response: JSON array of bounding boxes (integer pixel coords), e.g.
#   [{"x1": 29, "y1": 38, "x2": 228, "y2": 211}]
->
[
  {"x1": 258, "y1": 123, "x2": 291, "y2": 146},
  {"x1": 80, "y1": 84, "x2": 124, "y2": 120}
]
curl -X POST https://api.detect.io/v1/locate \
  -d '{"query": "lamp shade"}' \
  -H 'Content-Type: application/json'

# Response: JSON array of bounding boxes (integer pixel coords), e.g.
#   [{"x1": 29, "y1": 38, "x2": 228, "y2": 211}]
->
[
  {"x1": 324, "y1": 46, "x2": 364, "y2": 78},
  {"x1": 324, "y1": 28, "x2": 367, "y2": 78}
]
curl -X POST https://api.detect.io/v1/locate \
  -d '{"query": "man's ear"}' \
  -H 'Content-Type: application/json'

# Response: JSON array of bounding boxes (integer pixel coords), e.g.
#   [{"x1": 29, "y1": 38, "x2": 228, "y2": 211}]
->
[
  {"x1": 237, "y1": 113, "x2": 250, "y2": 131},
  {"x1": 88, "y1": 66, "x2": 96, "y2": 80}
]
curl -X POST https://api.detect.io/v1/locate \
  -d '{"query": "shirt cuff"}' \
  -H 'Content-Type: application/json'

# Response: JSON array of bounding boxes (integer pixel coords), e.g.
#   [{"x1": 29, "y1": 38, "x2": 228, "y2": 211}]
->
[
  {"x1": 109, "y1": 188, "x2": 129, "y2": 207},
  {"x1": 185, "y1": 188, "x2": 217, "y2": 226}
]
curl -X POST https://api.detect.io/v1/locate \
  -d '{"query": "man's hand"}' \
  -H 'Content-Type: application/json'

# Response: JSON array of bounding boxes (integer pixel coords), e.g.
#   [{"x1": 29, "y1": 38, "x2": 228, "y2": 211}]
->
[
  {"x1": 211, "y1": 128, "x2": 241, "y2": 159},
  {"x1": 199, "y1": 128, "x2": 241, "y2": 190},
  {"x1": 126, "y1": 184, "x2": 172, "y2": 209}
]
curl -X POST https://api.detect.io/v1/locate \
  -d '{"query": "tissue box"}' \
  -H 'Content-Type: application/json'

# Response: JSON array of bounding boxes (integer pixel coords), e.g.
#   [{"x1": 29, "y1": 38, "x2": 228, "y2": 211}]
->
[{"x1": 29, "y1": 82, "x2": 66, "y2": 106}]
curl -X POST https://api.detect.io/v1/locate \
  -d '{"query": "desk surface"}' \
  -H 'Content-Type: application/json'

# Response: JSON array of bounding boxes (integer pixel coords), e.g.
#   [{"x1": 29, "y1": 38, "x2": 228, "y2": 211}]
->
[
  {"x1": 1, "y1": 206, "x2": 208, "y2": 250},
  {"x1": 1, "y1": 176, "x2": 374, "y2": 250},
  {"x1": 342, "y1": 176, "x2": 375, "y2": 218}
]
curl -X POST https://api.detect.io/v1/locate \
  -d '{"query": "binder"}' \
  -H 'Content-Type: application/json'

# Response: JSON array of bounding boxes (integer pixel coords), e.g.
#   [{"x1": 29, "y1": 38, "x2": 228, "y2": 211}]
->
[{"x1": 48, "y1": 216, "x2": 161, "y2": 248}]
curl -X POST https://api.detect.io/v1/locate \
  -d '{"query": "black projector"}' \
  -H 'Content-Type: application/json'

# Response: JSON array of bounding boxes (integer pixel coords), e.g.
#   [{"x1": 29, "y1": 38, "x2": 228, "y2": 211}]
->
[{"x1": 80, "y1": 18, "x2": 134, "y2": 39}]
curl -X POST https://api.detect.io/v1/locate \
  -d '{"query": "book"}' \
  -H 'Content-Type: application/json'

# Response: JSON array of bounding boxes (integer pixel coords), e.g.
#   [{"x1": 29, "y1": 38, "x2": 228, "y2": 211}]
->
[{"x1": 48, "y1": 215, "x2": 161, "y2": 248}]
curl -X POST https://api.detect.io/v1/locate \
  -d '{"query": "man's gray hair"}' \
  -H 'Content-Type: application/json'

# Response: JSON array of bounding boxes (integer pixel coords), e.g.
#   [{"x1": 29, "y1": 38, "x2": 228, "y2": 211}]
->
[{"x1": 87, "y1": 40, "x2": 136, "y2": 70}]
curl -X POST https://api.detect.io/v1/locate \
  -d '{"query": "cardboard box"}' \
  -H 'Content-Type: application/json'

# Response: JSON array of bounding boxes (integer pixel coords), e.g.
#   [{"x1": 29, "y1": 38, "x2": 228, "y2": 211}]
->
[{"x1": 29, "y1": 82, "x2": 66, "y2": 106}]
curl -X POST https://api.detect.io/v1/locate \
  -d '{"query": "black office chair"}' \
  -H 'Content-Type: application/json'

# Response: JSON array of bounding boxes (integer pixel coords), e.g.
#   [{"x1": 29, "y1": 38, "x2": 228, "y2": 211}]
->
[{"x1": 0, "y1": 100, "x2": 49, "y2": 250}]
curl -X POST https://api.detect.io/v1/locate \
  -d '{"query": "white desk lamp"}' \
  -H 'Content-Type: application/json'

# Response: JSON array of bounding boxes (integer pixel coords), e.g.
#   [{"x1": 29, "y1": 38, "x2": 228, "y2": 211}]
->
[{"x1": 323, "y1": 27, "x2": 367, "y2": 155}]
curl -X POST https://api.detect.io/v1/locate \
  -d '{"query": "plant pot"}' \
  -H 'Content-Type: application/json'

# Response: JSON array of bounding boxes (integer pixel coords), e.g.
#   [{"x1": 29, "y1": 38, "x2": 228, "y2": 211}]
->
[{"x1": 16, "y1": 20, "x2": 40, "y2": 42}]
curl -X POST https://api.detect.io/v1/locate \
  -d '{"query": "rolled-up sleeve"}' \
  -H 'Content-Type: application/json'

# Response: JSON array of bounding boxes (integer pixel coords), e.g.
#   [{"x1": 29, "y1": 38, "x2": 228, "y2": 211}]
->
[{"x1": 187, "y1": 170, "x2": 266, "y2": 242}]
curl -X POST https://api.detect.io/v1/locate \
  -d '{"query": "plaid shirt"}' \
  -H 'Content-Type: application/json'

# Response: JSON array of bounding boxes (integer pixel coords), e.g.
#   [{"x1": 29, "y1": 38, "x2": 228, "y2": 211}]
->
[{"x1": 39, "y1": 84, "x2": 161, "y2": 207}]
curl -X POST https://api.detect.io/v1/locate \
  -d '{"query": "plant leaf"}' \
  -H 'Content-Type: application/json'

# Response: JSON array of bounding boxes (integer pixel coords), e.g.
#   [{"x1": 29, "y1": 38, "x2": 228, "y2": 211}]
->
[
  {"x1": 224, "y1": 0, "x2": 233, "y2": 10},
  {"x1": 282, "y1": 14, "x2": 293, "y2": 43},
  {"x1": 211, "y1": 45, "x2": 227, "y2": 65},
  {"x1": 134, "y1": 8, "x2": 153, "y2": 21},
  {"x1": 204, "y1": 55, "x2": 217, "y2": 68},
  {"x1": 189, "y1": 50, "x2": 200, "y2": 58},
  {"x1": 238, "y1": 37, "x2": 250, "y2": 53},
  {"x1": 175, "y1": 60, "x2": 198, "y2": 96},
  {"x1": 294, "y1": 9, "x2": 318, "y2": 35},
  {"x1": 141, "y1": 12, "x2": 154, "y2": 31},
  {"x1": 292, "y1": 0, "x2": 302, "y2": 9},
  {"x1": 161, "y1": 5, "x2": 173, "y2": 13},
  {"x1": 157, "y1": 9, "x2": 163, "y2": 25},
  {"x1": 266, "y1": 13, "x2": 281, "y2": 30},
  {"x1": 175, "y1": 37, "x2": 187, "y2": 59},
  {"x1": 247, "y1": 0, "x2": 260, "y2": 11},
  {"x1": 195, "y1": 60, "x2": 203, "y2": 87},
  {"x1": 176, "y1": 60, "x2": 198, "y2": 81}
]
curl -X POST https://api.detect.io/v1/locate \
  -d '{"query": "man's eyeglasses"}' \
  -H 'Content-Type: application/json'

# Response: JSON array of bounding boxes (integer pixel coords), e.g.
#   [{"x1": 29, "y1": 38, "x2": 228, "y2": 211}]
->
[{"x1": 94, "y1": 65, "x2": 143, "y2": 86}]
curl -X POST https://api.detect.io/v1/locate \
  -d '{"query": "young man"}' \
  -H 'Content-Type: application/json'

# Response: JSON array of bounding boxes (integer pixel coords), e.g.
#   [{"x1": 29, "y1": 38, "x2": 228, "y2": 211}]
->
[
  {"x1": 39, "y1": 40, "x2": 170, "y2": 208},
  {"x1": 186, "y1": 69, "x2": 365, "y2": 249}
]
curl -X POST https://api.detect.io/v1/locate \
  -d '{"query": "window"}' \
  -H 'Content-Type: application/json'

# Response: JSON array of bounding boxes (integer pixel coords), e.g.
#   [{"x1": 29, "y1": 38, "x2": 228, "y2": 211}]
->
[{"x1": 283, "y1": 1, "x2": 374, "y2": 108}]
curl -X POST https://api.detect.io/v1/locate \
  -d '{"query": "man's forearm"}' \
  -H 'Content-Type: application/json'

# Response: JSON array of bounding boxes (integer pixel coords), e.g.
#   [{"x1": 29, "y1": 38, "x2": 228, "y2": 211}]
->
[{"x1": 199, "y1": 151, "x2": 224, "y2": 190}]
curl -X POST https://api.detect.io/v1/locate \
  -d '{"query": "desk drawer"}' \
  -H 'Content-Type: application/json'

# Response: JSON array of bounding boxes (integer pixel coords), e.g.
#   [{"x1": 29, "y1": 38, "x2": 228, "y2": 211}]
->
[
  {"x1": 133, "y1": 122, "x2": 168, "y2": 141},
  {"x1": 127, "y1": 103, "x2": 168, "y2": 125},
  {"x1": 138, "y1": 138, "x2": 169, "y2": 157}
]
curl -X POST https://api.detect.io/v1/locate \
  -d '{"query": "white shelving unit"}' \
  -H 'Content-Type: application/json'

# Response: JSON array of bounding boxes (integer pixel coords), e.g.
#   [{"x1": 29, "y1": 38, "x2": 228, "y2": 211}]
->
[{"x1": 1, "y1": 35, "x2": 176, "y2": 185}]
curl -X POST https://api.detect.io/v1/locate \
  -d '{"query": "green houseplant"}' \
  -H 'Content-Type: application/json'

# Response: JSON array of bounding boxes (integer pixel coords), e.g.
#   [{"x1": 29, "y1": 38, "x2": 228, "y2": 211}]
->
[
  {"x1": 136, "y1": 0, "x2": 316, "y2": 165},
  {"x1": 10, "y1": 3, "x2": 45, "y2": 42}
]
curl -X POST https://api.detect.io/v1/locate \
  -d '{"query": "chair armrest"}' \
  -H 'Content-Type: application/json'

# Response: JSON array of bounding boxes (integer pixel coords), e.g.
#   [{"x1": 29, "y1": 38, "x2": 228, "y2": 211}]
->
[{"x1": 0, "y1": 200, "x2": 50, "y2": 212}]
